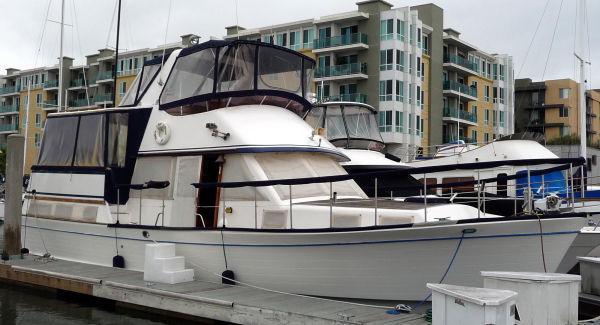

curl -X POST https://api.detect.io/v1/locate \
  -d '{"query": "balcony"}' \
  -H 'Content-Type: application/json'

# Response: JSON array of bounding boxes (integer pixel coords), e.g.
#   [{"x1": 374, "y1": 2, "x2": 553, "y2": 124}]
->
[
  {"x1": 42, "y1": 100, "x2": 58, "y2": 111},
  {"x1": 442, "y1": 106, "x2": 478, "y2": 126},
  {"x1": 443, "y1": 80, "x2": 477, "y2": 101},
  {"x1": 320, "y1": 93, "x2": 367, "y2": 104},
  {"x1": 44, "y1": 79, "x2": 59, "y2": 89},
  {"x1": 117, "y1": 68, "x2": 141, "y2": 77},
  {"x1": 69, "y1": 98, "x2": 93, "y2": 108},
  {"x1": 313, "y1": 33, "x2": 368, "y2": 53},
  {"x1": 69, "y1": 79, "x2": 87, "y2": 89},
  {"x1": 314, "y1": 63, "x2": 368, "y2": 82},
  {"x1": 0, "y1": 104, "x2": 19, "y2": 115},
  {"x1": 443, "y1": 135, "x2": 477, "y2": 144},
  {"x1": 96, "y1": 71, "x2": 115, "y2": 83},
  {"x1": 94, "y1": 93, "x2": 114, "y2": 103},
  {"x1": 0, "y1": 122, "x2": 19, "y2": 134},
  {"x1": 443, "y1": 54, "x2": 478, "y2": 75},
  {"x1": 0, "y1": 86, "x2": 20, "y2": 96}
]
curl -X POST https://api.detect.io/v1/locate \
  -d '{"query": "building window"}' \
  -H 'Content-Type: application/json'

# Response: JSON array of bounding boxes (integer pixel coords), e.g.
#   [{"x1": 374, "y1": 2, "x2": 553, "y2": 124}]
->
[
  {"x1": 484, "y1": 133, "x2": 490, "y2": 143},
  {"x1": 35, "y1": 113, "x2": 42, "y2": 127},
  {"x1": 559, "y1": 106, "x2": 569, "y2": 117},
  {"x1": 396, "y1": 19, "x2": 405, "y2": 41},
  {"x1": 416, "y1": 85, "x2": 421, "y2": 107},
  {"x1": 120, "y1": 81, "x2": 127, "y2": 95},
  {"x1": 276, "y1": 33, "x2": 287, "y2": 47},
  {"x1": 493, "y1": 87, "x2": 498, "y2": 103},
  {"x1": 417, "y1": 28, "x2": 422, "y2": 48},
  {"x1": 499, "y1": 64, "x2": 505, "y2": 80},
  {"x1": 409, "y1": 24, "x2": 415, "y2": 45},
  {"x1": 484, "y1": 86, "x2": 490, "y2": 102},
  {"x1": 499, "y1": 111, "x2": 505, "y2": 127},
  {"x1": 492, "y1": 64, "x2": 498, "y2": 80},
  {"x1": 484, "y1": 109, "x2": 490, "y2": 125},
  {"x1": 396, "y1": 50, "x2": 404, "y2": 71},
  {"x1": 409, "y1": 54, "x2": 413, "y2": 74},
  {"x1": 290, "y1": 31, "x2": 301, "y2": 50},
  {"x1": 380, "y1": 19, "x2": 393, "y2": 40},
  {"x1": 471, "y1": 130, "x2": 478, "y2": 142},
  {"x1": 380, "y1": 49, "x2": 393, "y2": 71},
  {"x1": 379, "y1": 80, "x2": 392, "y2": 101},
  {"x1": 379, "y1": 110, "x2": 393, "y2": 132},
  {"x1": 493, "y1": 111, "x2": 497, "y2": 127},
  {"x1": 499, "y1": 87, "x2": 505, "y2": 104},
  {"x1": 317, "y1": 84, "x2": 330, "y2": 101},
  {"x1": 34, "y1": 133, "x2": 41, "y2": 148},
  {"x1": 560, "y1": 126, "x2": 571, "y2": 137},
  {"x1": 415, "y1": 115, "x2": 420, "y2": 135},
  {"x1": 35, "y1": 93, "x2": 42, "y2": 107},
  {"x1": 409, "y1": 113, "x2": 413, "y2": 134},
  {"x1": 422, "y1": 34, "x2": 429, "y2": 54},
  {"x1": 395, "y1": 111, "x2": 404, "y2": 133},
  {"x1": 396, "y1": 80, "x2": 404, "y2": 102},
  {"x1": 559, "y1": 88, "x2": 570, "y2": 99},
  {"x1": 408, "y1": 83, "x2": 413, "y2": 104},
  {"x1": 302, "y1": 28, "x2": 315, "y2": 48},
  {"x1": 416, "y1": 57, "x2": 421, "y2": 78}
]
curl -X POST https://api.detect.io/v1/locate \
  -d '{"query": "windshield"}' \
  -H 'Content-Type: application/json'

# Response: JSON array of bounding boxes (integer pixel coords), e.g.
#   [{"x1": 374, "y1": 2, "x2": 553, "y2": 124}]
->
[{"x1": 120, "y1": 61, "x2": 162, "y2": 107}]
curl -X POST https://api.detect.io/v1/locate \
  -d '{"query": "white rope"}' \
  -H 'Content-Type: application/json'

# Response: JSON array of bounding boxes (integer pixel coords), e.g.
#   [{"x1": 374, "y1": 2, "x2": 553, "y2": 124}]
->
[{"x1": 186, "y1": 259, "x2": 395, "y2": 310}]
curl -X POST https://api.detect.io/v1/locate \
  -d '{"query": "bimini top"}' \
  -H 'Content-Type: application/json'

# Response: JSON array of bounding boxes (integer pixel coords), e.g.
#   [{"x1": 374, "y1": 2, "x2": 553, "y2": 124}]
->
[
  {"x1": 119, "y1": 55, "x2": 167, "y2": 107},
  {"x1": 158, "y1": 39, "x2": 316, "y2": 116},
  {"x1": 304, "y1": 102, "x2": 385, "y2": 152}
]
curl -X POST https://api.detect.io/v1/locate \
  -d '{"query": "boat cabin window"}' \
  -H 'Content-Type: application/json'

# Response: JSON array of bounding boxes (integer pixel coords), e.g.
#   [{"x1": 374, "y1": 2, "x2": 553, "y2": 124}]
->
[
  {"x1": 159, "y1": 40, "x2": 315, "y2": 118},
  {"x1": 37, "y1": 111, "x2": 130, "y2": 168},
  {"x1": 120, "y1": 57, "x2": 163, "y2": 107},
  {"x1": 305, "y1": 104, "x2": 385, "y2": 151}
]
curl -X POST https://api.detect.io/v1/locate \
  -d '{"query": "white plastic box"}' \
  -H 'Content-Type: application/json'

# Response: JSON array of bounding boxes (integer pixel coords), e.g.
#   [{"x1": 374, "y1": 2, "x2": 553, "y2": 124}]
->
[
  {"x1": 427, "y1": 283, "x2": 517, "y2": 325},
  {"x1": 577, "y1": 256, "x2": 600, "y2": 296},
  {"x1": 482, "y1": 271, "x2": 580, "y2": 325}
]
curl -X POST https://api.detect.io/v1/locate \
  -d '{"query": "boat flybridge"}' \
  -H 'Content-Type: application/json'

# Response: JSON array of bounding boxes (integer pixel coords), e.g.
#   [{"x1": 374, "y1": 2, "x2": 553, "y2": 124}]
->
[{"x1": 23, "y1": 40, "x2": 593, "y2": 301}]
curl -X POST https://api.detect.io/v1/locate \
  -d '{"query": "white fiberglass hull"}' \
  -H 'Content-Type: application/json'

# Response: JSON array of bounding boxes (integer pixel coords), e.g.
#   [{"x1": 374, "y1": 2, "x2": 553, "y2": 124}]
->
[{"x1": 22, "y1": 216, "x2": 588, "y2": 301}]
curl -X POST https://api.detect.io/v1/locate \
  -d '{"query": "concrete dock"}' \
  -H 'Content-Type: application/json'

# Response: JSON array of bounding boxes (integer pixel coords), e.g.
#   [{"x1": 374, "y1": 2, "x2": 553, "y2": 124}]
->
[{"x1": 0, "y1": 255, "x2": 429, "y2": 324}]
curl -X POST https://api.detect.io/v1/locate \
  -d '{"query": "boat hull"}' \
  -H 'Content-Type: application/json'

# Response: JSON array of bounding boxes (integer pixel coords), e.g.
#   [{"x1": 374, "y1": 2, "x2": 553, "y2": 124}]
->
[{"x1": 22, "y1": 216, "x2": 589, "y2": 301}]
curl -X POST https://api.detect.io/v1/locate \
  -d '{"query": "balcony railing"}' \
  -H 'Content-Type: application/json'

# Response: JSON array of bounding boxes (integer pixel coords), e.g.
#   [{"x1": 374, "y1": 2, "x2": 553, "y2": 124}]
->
[
  {"x1": 443, "y1": 135, "x2": 476, "y2": 144},
  {"x1": 0, "y1": 123, "x2": 19, "y2": 132},
  {"x1": 96, "y1": 71, "x2": 115, "y2": 82},
  {"x1": 313, "y1": 33, "x2": 368, "y2": 50},
  {"x1": 116, "y1": 68, "x2": 141, "y2": 77},
  {"x1": 43, "y1": 100, "x2": 58, "y2": 108},
  {"x1": 70, "y1": 79, "x2": 87, "y2": 87},
  {"x1": 443, "y1": 54, "x2": 478, "y2": 71},
  {"x1": 0, "y1": 104, "x2": 19, "y2": 114},
  {"x1": 315, "y1": 63, "x2": 367, "y2": 78},
  {"x1": 69, "y1": 98, "x2": 93, "y2": 107},
  {"x1": 321, "y1": 93, "x2": 368, "y2": 103},
  {"x1": 443, "y1": 80, "x2": 477, "y2": 97},
  {"x1": 44, "y1": 80, "x2": 59, "y2": 88},
  {"x1": 0, "y1": 86, "x2": 20, "y2": 95},
  {"x1": 443, "y1": 106, "x2": 477, "y2": 123},
  {"x1": 94, "y1": 93, "x2": 114, "y2": 103}
]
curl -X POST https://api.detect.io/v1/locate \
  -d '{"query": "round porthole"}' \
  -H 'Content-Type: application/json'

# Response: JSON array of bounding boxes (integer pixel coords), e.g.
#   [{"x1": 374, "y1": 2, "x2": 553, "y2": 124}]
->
[{"x1": 154, "y1": 121, "x2": 171, "y2": 145}]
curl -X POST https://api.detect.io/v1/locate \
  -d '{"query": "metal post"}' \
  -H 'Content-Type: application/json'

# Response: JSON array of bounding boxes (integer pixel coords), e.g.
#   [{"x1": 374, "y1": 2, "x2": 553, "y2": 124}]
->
[
  {"x1": 477, "y1": 169, "x2": 481, "y2": 219},
  {"x1": 374, "y1": 178, "x2": 378, "y2": 226},
  {"x1": 482, "y1": 182, "x2": 486, "y2": 216},
  {"x1": 423, "y1": 173, "x2": 427, "y2": 222},
  {"x1": 289, "y1": 185, "x2": 293, "y2": 229},
  {"x1": 116, "y1": 187, "x2": 120, "y2": 223},
  {"x1": 222, "y1": 188, "x2": 226, "y2": 228},
  {"x1": 3, "y1": 135, "x2": 25, "y2": 256},
  {"x1": 570, "y1": 164, "x2": 575, "y2": 208},
  {"x1": 527, "y1": 167, "x2": 532, "y2": 214},
  {"x1": 541, "y1": 174, "x2": 545, "y2": 197},
  {"x1": 329, "y1": 182, "x2": 333, "y2": 228},
  {"x1": 565, "y1": 168, "x2": 570, "y2": 207},
  {"x1": 139, "y1": 189, "x2": 143, "y2": 225},
  {"x1": 254, "y1": 187, "x2": 258, "y2": 229}
]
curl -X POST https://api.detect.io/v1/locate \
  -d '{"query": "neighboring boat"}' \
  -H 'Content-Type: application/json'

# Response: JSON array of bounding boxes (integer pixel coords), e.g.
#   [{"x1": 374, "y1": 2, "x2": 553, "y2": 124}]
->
[{"x1": 22, "y1": 40, "x2": 593, "y2": 301}]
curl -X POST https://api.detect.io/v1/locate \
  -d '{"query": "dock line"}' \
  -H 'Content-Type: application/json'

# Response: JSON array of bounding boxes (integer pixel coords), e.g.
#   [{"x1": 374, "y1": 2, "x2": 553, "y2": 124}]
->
[{"x1": 11, "y1": 265, "x2": 102, "y2": 284}]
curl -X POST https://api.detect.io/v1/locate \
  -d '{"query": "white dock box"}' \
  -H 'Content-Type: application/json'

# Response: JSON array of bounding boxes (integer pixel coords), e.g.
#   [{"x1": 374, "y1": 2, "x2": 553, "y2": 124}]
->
[
  {"x1": 482, "y1": 271, "x2": 580, "y2": 325},
  {"x1": 427, "y1": 283, "x2": 517, "y2": 325},
  {"x1": 577, "y1": 256, "x2": 600, "y2": 296}
]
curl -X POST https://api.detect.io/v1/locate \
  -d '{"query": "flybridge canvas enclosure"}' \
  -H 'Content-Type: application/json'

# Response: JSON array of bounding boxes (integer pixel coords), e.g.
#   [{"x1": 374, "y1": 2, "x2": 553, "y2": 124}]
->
[
  {"x1": 305, "y1": 103, "x2": 385, "y2": 152},
  {"x1": 33, "y1": 108, "x2": 152, "y2": 204},
  {"x1": 159, "y1": 40, "x2": 315, "y2": 117},
  {"x1": 119, "y1": 56, "x2": 164, "y2": 107}
]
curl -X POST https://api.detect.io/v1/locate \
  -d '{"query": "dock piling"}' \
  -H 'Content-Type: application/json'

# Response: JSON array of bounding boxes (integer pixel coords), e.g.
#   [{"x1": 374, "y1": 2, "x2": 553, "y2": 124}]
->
[{"x1": 3, "y1": 134, "x2": 25, "y2": 257}]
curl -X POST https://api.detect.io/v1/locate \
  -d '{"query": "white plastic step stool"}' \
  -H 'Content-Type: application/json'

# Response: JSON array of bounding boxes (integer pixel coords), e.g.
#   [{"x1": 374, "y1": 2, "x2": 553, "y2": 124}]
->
[
  {"x1": 482, "y1": 271, "x2": 580, "y2": 325},
  {"x1": 427, "y1": 283, "x2": 517, "y2": 325},
  {"x1": 144, "y1": 243, "x2": 194, "y2": 284}
]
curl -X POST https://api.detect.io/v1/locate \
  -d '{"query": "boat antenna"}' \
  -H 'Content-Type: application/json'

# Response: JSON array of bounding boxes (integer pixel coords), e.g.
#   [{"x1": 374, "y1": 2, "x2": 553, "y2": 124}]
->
[
  {"x1": 112, "y1": 0, "x2": 122, "y2": 106},
  {"x1": 159, "y1": 0, "x2": 174, "y2": 85}
]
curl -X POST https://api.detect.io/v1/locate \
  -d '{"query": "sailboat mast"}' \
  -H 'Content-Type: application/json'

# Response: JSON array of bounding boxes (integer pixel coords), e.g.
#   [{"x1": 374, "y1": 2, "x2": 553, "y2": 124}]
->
[
  {"x1": 112, "y1": 0, "x2": 121, "y2": 106},
  {"x1": 576, "y1": 0, "x2": 587, "y2": 165},
  {"x1": 58, "y1": 0, "x2": 65, "y2": 110}
]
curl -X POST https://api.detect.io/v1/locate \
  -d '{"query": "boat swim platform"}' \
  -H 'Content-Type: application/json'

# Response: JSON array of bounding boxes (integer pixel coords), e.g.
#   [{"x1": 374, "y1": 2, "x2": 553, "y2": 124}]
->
[{"x1": 0, "y1": 255, "x2": 428, "y2": 325}]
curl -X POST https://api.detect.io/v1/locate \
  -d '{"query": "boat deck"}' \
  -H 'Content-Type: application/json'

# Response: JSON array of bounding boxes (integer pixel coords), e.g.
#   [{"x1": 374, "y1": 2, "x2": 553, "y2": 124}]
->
[{"x1": 0, "y1": 255, "x2": 429, "y2": 324}]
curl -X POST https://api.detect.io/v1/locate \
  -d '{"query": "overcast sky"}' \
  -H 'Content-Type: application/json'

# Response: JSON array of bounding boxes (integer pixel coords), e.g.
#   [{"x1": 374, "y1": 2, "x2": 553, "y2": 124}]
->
[{"x1": 0, "y1": 0, "x2": 597, "y2": 87}]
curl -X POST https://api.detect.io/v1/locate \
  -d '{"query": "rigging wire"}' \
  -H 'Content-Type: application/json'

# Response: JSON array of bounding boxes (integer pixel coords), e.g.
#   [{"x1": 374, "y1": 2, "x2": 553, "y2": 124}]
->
[
  {"x1": 583, "y1": 0, "x2": 592, "y2": 88},
  {"x1": 516, "y1": 0, "x2": 551, "y2": 78},
  {"x1": 71, "y1": 0, "x2": 91, "y2": 106},
  {"x1": 159, "y1": 0, "x2": 174, "y2": 84},
  {"x1": 540, "y1": 0, "x2": 565, "y2": 81},
  {"x1": 105, "y1": 0, "x2": 118, "y2": 48}
]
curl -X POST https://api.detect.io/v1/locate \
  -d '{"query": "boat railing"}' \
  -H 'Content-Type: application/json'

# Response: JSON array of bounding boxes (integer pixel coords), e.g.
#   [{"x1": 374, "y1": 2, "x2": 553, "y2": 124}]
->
[{"x1": 191, "y1": 158, "x2": 586, "y2": 228}]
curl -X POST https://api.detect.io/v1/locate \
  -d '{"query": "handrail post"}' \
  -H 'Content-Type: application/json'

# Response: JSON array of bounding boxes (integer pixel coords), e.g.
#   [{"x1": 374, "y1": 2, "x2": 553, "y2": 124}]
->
[
  {"x1": 254, "y1": 187, "x2": 258, "y2": 229},
  {"x1": 526, "y1": 167, "x2": 532, "y2": 214},
  {"x1": 116, "y1": 187, "x2": 120, "y2": 223},
  {"x1": 329, "y1": 181, "x2": 333, "y2": 228},
  {"x1": 581, "y1": 166, "x2": 586, "y2": 207},
  {"x1": 423, "y1": 173, "x2": 427, "y2": 222},
  {"x1": 570, "y1": 164, "x2": 575, "y2": 209},
  {"x1": 374, "y1": 178, "x2": 378, "y2": 226},
  {"x1": 289, "y1": 185, "x2": 293, "y2": 229},
  {"x1": 482, "y1": 182, "x2": 486, "y2": 216},
  {"x1": 541, "y1": 174, "x2": 545, "y2": 197},
  {"x1": 139, "y1": 189, "x2": 143, "y2": 225},
  {"x1": 477, "y1": 169, "x2": 481, "y2": 219},
  {"x1": 565, "y1": 168, "x2": 570, "y2": 207}
]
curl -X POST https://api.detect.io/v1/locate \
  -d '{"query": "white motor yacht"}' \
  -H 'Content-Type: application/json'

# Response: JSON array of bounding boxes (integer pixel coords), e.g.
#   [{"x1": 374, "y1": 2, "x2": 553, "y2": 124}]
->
[{"x1": 22, "y1": 40, "x2": 591, "y2": 301}]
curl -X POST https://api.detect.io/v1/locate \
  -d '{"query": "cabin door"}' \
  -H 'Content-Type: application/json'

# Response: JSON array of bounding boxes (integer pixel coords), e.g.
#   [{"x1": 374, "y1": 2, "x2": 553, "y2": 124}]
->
[{"x1": 196, "y1": 154, "x2": 223, "y2": 228}]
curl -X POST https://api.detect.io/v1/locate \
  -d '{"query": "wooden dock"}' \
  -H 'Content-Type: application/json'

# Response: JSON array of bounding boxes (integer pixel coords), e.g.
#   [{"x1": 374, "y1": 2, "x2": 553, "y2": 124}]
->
[{"x1": 0, "y1": 255, "x2": 429, "y2": 324}]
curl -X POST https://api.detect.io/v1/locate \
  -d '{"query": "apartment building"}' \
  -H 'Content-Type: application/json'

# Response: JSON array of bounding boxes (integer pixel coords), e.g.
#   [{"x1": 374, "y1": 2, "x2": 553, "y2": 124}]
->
[
  {"x1": 0, "y1": 33, "x2": 200, "y2": 173},
  {"x1": 515, "y1": 78, "x2": 600, "y2": 145},
  {"x1": 224, "y1": 0, "x2": 514, "y2": 158}
]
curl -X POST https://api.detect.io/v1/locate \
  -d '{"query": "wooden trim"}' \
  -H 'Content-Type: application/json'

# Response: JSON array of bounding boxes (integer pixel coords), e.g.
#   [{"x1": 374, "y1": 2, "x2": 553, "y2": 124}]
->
[{"x1": 25, "y1": 195, "x2": 105, "y2": 205}]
